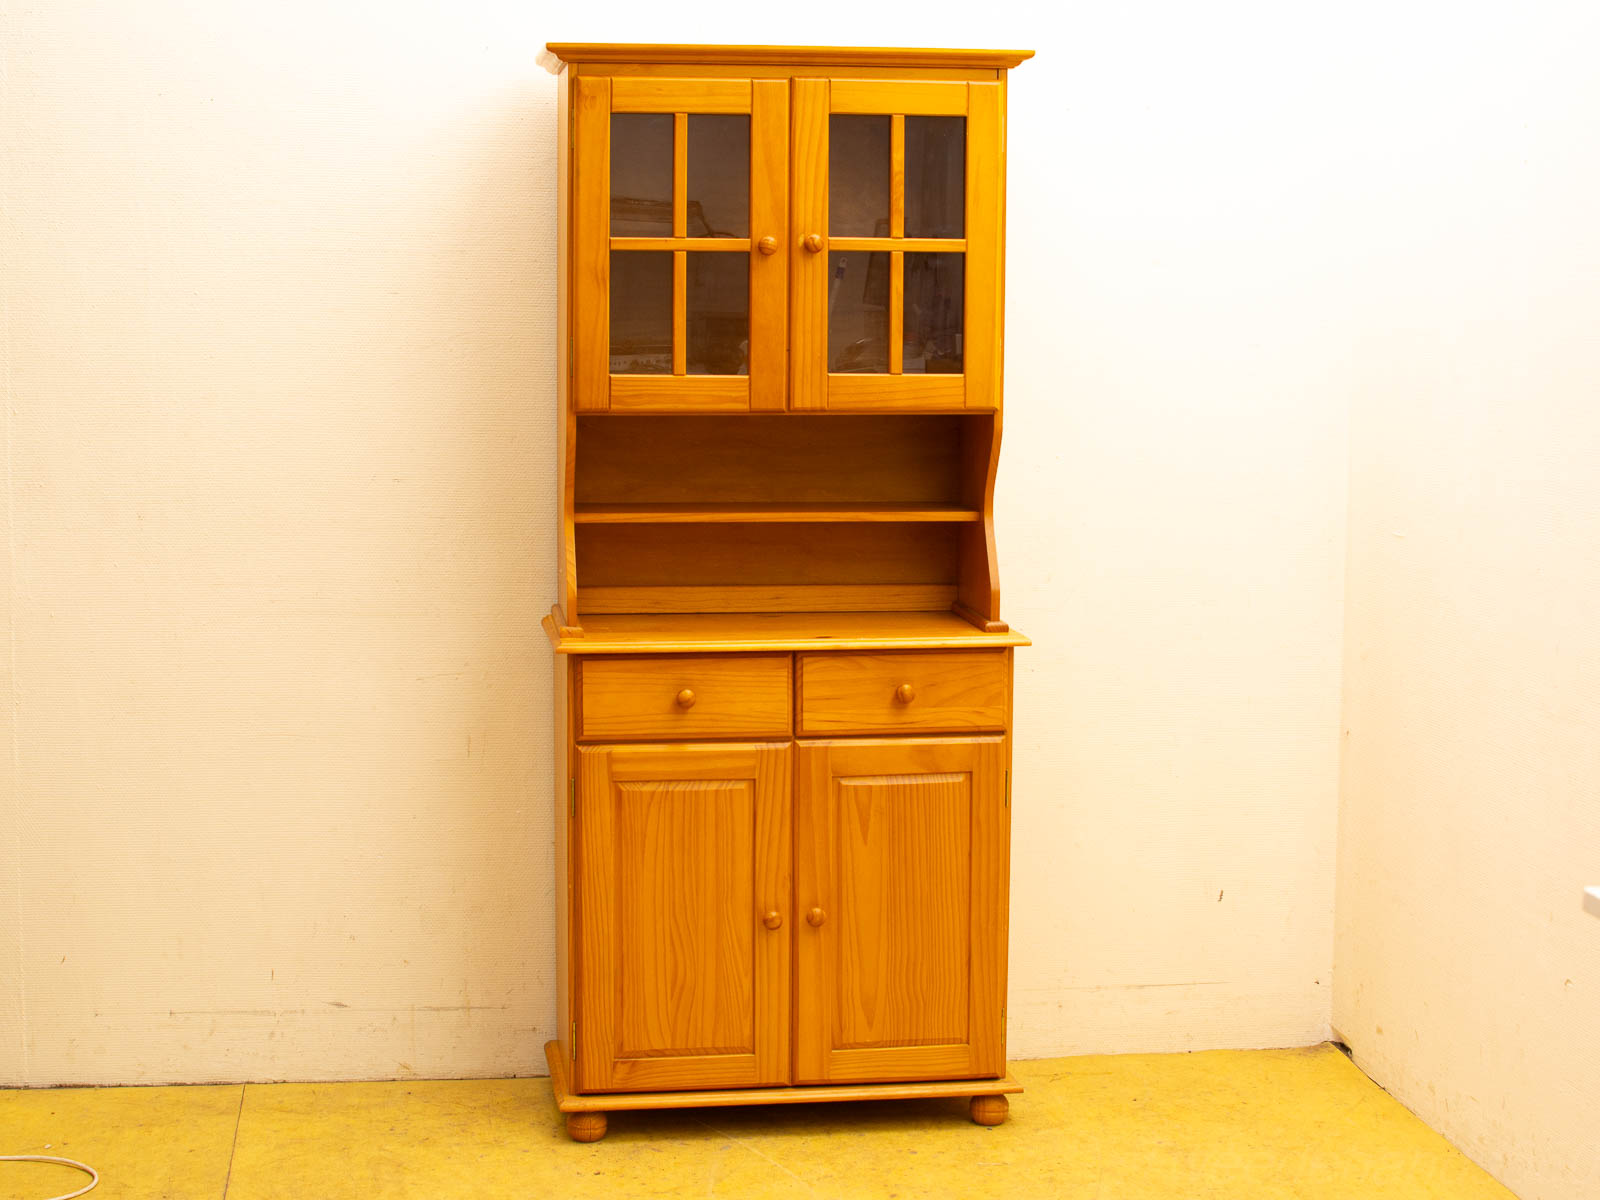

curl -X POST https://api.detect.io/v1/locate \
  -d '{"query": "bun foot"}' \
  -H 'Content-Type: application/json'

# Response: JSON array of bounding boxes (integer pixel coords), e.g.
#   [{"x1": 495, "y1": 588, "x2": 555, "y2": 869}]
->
[
  {"x1": 969, "y1": 1094, "x2": 1009, "y2": 1127},
  {"x1": 566, "y1": 1111, "x2": 607, "y2": 1142}
]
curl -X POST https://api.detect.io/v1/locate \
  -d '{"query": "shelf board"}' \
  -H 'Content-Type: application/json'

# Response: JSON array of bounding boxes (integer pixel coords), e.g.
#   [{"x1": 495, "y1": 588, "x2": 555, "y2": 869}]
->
[
  {"x1": 543, "y1": 609, "x2": 1030, "y2": 654},
  {"x1": 574, "y1": 503, "x2": 982, "y2": 525}
]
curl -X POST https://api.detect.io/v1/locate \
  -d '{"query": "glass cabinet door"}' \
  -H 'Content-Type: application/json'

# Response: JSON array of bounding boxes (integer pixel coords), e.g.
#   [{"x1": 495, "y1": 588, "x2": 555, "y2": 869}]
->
[
  {"x1": 791, "y1": 80, "x2": 1003, "y2": 411},
  {"x1": 572, "y1": 77, "x2": 788, "y2": 411}
]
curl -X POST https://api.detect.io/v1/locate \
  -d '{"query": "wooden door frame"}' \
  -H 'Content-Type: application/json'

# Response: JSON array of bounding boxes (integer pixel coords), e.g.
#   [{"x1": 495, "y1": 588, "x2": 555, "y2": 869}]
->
[
  {"x1": 789, "y1": 79, "x2": 1005, "y2": 412},
  {"x1": 571, "y1": 76, "x2": 789, "y2": 413}
]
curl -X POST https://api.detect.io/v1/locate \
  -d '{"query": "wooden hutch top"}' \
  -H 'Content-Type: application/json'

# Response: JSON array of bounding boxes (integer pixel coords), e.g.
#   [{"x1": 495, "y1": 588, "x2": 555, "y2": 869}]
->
[{"x1": 542, "y1": 44, "x2": 1029, "y2": 657}]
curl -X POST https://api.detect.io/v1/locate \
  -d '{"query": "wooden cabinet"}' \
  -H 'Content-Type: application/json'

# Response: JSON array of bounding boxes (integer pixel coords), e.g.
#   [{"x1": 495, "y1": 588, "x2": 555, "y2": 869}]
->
[{"x1": 542, "y1": 42, "x2": 1031, "y2": 1143}]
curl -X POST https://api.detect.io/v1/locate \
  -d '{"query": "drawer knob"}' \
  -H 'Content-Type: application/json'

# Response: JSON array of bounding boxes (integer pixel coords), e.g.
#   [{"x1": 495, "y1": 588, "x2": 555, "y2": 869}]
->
[
  {"x1": 757, "y1": 235, "x2": 778, "y2": 255},
  {"x1": 803, "y1": 233, "x2": 823, "y2": 253},
  {"x1": 806, "y1": 907, "x2": 826, "y2": 927},
  {"x1": 675, "y1": 688, "x2": 696, "y2": 710},
  {"x1": 894, "y1": 683, "x2": 916, "y2": 704},
  {"x1": 762, "y1": 910, "x2": 783, "y2": 930}
]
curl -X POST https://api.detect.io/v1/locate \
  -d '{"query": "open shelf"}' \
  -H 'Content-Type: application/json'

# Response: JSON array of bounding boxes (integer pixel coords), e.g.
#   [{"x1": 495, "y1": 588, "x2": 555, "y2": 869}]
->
[
  {"x1": 574, "y1": 502, "x2": 981, "y2": 524},
  {"x1": 566, "y1": 412, "x2": 1003, "y2": 624}
]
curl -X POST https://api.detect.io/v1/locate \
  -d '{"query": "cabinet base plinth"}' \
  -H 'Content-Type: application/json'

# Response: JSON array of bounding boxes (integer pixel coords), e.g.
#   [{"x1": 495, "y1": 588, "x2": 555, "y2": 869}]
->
[{"x1": 545, "y1": 1041, "x2": 1020, "y2": 1131}]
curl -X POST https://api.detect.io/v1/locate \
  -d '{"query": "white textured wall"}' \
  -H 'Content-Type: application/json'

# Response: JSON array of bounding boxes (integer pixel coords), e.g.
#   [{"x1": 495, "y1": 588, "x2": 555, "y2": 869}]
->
[
  {"x1": 1332, "y1": 6, "x2": 1600, "y2": 1199},
  {"x1": 2, "y1": 1, "x2": 1349, "y2": 1085},
  {"x1": 2, "y1": 1, "x2": 558, "y2": 1082}
]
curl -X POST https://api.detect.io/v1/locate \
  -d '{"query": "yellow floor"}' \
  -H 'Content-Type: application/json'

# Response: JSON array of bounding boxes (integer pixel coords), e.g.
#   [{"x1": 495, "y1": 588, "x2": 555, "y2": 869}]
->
[{"x1": 0, "y1": 1045, "x2": 1514, "y2": 1200}]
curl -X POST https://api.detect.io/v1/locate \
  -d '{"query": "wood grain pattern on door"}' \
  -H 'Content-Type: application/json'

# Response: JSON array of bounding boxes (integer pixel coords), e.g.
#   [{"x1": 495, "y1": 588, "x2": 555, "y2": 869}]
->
[
  {"x1": 794, "y1": 737, "x2": 1008, "y2": 1084},
  {"x1": 577, "y1": 742, "x2": 790, "y2": 1092}
]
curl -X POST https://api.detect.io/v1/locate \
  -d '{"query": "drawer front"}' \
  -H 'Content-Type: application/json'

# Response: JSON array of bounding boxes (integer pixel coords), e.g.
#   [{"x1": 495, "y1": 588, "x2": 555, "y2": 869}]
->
[
  {"x1": 798, "y1": 650, "x2": 1008, "y2": 735},
  {"x1": 580, "y1": 655, "x2": 791, "y2": 740}
]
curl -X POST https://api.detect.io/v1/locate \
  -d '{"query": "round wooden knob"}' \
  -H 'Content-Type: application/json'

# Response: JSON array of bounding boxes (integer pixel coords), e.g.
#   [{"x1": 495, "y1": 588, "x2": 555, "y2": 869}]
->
[
  {"x1": 895, "y1": 683, "x2": 916, "y2": 704},
  {"x1": 803, "y1": 233, "x2": 823, "y2": 253},
  {"x1": 757, "y1": 235, "x2": 778, "y2": 255},
  {"x1": 675, "y1": 688, "x2": 696, "y2": 710},
  {"x1": 806, "y1": 907, "x2": 826, "y2": 927},
  {"x1": 762, "y1": 910, "x2": 782, "y2": 930}
]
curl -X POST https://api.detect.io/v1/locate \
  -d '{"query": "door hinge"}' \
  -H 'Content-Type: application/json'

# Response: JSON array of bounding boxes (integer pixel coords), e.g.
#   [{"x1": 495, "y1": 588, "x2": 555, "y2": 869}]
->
[
  {"x1": 571, "y1": 1021, "x2": 577, "y2": 1061},
  {"x1": 1004, "y1": 769, "x2": 1010, "y2": 808},
  {"x1": 569, "y1": 777, "x2": 576, "y2": 818}
]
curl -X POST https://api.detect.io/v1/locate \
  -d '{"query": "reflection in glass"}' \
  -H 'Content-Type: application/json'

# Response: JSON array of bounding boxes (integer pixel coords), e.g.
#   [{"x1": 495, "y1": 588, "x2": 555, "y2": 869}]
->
[
  {"x1": 610, "y1": 252, "x2": 672, "y2": 373},
  {"x1": 903, "y1": 253, "x2": 964, "y2": 374},
  {"x1": 829, "y1": 115, "x2": 890, "y2": 237},
  {"x1": 827, "y1": 250, "x2": 890, "y2": 373},
  {"x1": 610, "y1": 114, "x2": 673, "y2": 235},
  {"x1": 687, "y1": 115, "x2": 749, "y2": 238},
  {"x1": 687, "y1": 253, "x2": 749, "y2": 375},
  {"x1": 905, "y1": 117, "x2": 965, "y2": 239}
]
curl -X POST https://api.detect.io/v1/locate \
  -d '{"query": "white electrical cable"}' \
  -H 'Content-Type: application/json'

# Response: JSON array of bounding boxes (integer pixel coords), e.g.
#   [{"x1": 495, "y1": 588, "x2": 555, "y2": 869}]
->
[{"x1": 0, "y1": 1154, "x2": 99, "y2": 1200}]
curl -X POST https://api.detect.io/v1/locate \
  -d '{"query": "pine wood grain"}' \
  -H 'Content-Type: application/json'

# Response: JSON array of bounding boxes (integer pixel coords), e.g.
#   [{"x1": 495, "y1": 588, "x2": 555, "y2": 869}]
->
[
  {"x1": 749, "y1": 79, "x2": 789, "y2": 411},
  {"x1": 546, "y1": 44, "x2": 1036, "y2": 70},
  {"x1": 554, "y1": 650, "x2": 574, "y2": 1066},
  {"x1": 573, "y1": 502, "x2": 979, "y2": 524},
  {"x1": 610, "y1": 236, "x2": 751, "y2": 251},
  {"x1": 957, "y1": 412, "x2": 1002, "y2": 623},
  {"x1": 576, "y1": 584, "x2": 959, "y2": 615},
  {"x1": 610, "y1": 77, "x2": 752, "y2": 113},
  {"x1": 830, "y1": 79, "x2": 971, "y2": 116},
  {"x1": 546, "y1": 610, "x2": 1030, "y2": 654},
  {"x1": 557, "y1": 69, "x2": 579, "y2": 621},
  {"x1": 576, "y1": 414, "x2": 967, "y2": 506},
  {"x1": 578, "y1": 655, "x2": 791, "y2": 740},
  {"x1": 571, "y1": 76, "x2": 611, "y2": 413},
  {"x1": 963, "y1": 82, "x2": 1003, "y2": 412},
  {"x1": 577, "y1": 742, "x2": 790, "y2": 1091},
  {"x1": 609, "y1": 376, "x2": 749, "y2": 411},
  {"x1": 797, "y1": 650, "x2": 1007, "y2": 735},
  {"x1": 544, "y1": 1039, "x2": 1022, "y2": 1113},
  {"x1": 829, "y1": 236, "x2": 965, "y2": 252},
  {"x1": 788, "y1": 77, "x2": 828, "y2": 410},
  {"x1": 576, "y1": 522, "x2": 959, "y2": 589},
  {"x1": 794, "y1": 737, "x2": 1007, "y2": 1084},
  {"x1": 826, "y1": 375, "x2": 966, "y2": 410}
]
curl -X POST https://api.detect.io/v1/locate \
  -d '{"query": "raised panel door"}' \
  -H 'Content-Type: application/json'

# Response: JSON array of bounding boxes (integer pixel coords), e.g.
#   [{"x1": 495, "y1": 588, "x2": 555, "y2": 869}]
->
[
  {"x1": 794, "y1": 737, "x2": 1008, "y2": 1083},
  {"x1": 576, "y1": 742, "x2": 791, "y2": 1091}
]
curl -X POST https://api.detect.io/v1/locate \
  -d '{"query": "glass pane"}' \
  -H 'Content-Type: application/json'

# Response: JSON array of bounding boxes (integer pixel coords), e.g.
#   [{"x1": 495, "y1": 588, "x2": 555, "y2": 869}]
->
[
  {"x1": 687, "y1": 115, "x2": 748, "y2": 238},
  {"x1": 829, "y1": 116, "x2": 890, "y2": 237},
  {"x1": 827, "y1": 250, "x2": 890, "y2": 373},
  {"x1": 610, "y1": 251, "x2": 672, "y2": 374},
  {"x1": 686, "y1": 253, "x2": 748, "y2": 375},
  {"x1": 903, "y1": 252, "x2": 964, "y2": 374},
  {"x1": 905, "y1": 116, "x2": 965, "y2": 239},
  {"x1": 610, "y1": 114, "x2": 673, "y2": 236}
]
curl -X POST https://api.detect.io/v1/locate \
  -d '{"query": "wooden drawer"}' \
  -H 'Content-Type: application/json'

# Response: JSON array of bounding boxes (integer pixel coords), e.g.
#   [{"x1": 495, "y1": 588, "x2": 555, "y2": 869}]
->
[
  {"x1": 797, "y1": 650, "x2": 1008, "y2": 735},
  {"x1": 579, "y1": 655, "x2": 791, "y2": 740}
]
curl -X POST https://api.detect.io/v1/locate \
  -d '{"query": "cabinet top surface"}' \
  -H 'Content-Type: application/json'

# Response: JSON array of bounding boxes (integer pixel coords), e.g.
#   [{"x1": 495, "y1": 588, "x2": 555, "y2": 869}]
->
[
  {"x1": 543, "y1": 610, "x2": 1030, "y2": 655},
  {"x1": 543, "y1": 43, "x2": 1035, "y2": 70}
]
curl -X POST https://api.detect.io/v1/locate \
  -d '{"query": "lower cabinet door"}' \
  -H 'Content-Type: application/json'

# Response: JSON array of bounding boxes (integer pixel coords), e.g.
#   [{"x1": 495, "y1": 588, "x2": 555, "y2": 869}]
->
[
  {"x1": 795, "y1": 737, "x2": 1009, "y2": 1084},
  {"x1": 576, "y1": 742, "x2": 791, "y2": 1092}
]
